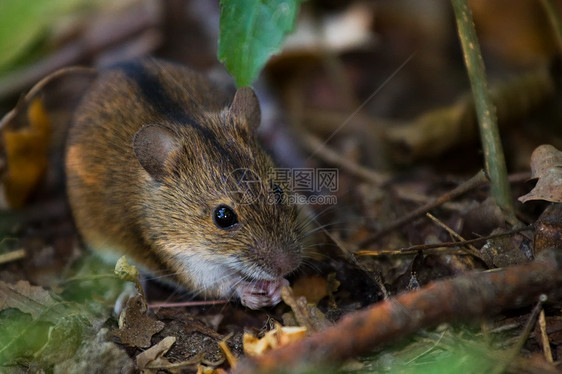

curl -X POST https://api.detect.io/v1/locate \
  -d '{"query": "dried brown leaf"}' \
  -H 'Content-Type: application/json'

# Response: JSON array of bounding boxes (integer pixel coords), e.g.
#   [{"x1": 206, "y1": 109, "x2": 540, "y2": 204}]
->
[
  {"x1": 519, "y1": 144, "x2": 562, "y2": 203},
  {"x1": 0, "y1": 280, "x2": 60, "y2": 320},
  {"x1": 137, "y1": 335, "x2": 203, "y2": 374},
  {"x1": 112, "y1": 294, "x2": 164, "y2": 348},
  {"x1": 136, "y1": 336, "x2": 176, "y2": 373},
  {"x1": 1, "y1": 98, "x2": 50, "y2": 208}
]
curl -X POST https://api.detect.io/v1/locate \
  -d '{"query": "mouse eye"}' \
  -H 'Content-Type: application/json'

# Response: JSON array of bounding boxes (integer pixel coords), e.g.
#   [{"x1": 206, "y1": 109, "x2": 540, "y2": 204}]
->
[
  {"x1": 213, "y1": 204, "x2": 238, "y2": 229},
  {"x1": 272, "y1": 183, "x2": 284, "y2": 204}
]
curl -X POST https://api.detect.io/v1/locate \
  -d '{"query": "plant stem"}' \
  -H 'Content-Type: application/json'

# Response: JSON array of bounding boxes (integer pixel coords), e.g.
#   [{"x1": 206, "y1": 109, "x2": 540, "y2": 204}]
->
[
  {"x1": 451, "y1": 0, "x2": 517, "y2": 224},
  {"x1": 540, "y1": 0, "x2": 562, "y2": 55}
]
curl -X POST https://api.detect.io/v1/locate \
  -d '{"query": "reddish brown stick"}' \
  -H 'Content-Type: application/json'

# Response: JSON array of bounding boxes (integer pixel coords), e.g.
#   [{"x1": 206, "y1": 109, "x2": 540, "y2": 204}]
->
[{"x1": 233, "y1": 248, "x2": 562, "y2": 374}]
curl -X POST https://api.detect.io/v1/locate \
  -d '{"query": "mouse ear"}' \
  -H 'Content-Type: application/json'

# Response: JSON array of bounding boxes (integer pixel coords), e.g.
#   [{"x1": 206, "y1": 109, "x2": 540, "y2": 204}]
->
[
  {"x1": 229, "y1": 86, "x2": 261, "y2": 132},
  {"x1": 133, "y1": 124, "x2": 179, "y2": 181}
]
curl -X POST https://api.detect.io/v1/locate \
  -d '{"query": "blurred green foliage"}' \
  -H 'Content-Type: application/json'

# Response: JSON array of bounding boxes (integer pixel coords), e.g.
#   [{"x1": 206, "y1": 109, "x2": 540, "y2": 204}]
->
[{"x1": 0, "y1": 0, "x2": 107, "y2": 74}]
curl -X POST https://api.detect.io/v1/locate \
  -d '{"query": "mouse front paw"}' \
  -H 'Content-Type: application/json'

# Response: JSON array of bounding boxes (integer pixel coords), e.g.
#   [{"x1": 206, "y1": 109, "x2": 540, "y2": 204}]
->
[{"x1": 236, "y1": 278, "x2": 289, "y2": 309}]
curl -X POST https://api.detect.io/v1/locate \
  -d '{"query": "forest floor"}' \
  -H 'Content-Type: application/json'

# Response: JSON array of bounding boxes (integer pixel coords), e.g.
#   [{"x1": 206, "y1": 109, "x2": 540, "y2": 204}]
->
[{"x1": 1, "y1": 1, "x2": 562, "y2": 373}]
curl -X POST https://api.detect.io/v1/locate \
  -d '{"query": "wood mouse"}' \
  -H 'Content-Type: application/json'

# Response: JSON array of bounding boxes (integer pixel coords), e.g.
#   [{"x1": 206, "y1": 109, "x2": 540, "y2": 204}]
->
[{"x1": 65, "y1": 58, "x2": 303, "y2": 309}]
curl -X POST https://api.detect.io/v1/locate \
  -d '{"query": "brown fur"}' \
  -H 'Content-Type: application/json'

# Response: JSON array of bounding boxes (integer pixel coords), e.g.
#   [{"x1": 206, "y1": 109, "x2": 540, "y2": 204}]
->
[{"x1": 66, "y1": 58, "x2": 302, "y2": 305}]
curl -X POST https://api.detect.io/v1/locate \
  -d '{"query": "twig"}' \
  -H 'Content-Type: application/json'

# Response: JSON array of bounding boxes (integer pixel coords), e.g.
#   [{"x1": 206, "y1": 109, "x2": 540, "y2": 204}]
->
[
  {"x1": 148, "y1": 299, "x2": 229, "y2": 309},
  {"x1": 451, "y1": 0, "x2": 517, "y2": 225},
  {"x1": 425, "y1": 212, "x2": 482, "y2": 260},
  {"x1": 356, "y1": 225, "x2": 532, "y2": 256},
  {"x1": 392, "y1": 171, "x2": 530, "y2": 207},
  {"x1": 0, "y1": 249, "x2": 26, "y2": 264},
  {"x1": 404, "y1": 330, "x2": 446, "y2": 365},
  {"x1": 539, "y1": 309, "x2": 554, "y2": 363},
  {"x1": 359, "y1": 169, "x2": 488, "y2": 246},
  {"x1": 491, "y1": 295, "x2": 546, "y2": 374},
  {"x1": 0, "y1": 67, "x2": 96, "y2": 130},
  {"x1": 299, "y1": 130, "x2": 390, "y2": 186},
  {"x1": 508, "y1": 171, "x2": 532, "y2": 184},
  {"x1": 233, "y1": 248, "x2": 562, "y2": 374}
]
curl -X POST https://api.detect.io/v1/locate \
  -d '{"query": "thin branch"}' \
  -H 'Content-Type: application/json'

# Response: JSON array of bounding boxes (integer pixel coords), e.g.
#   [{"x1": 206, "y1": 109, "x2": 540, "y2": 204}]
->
[
  {"x1": 490, "y1": 296, "x2": 546, "y2": 374},
  {"x1": 148, "y1": 299, "x2": 229, "y2": 309},
  {"x1": 0, "y1": 249, "x2": 26, "y2": 265},
  {"x1": 356, "y1": 225, "x2": 532, "y2": 256},
  {"x1": 299, "y1": 130, "x2": 390, "y2": 186},
  {"x1": 539, "y1": 309, "x2": 554, "y2": 363},
  {"x1": 425, "y1": 212, "x2": 482, "y2": 260}
]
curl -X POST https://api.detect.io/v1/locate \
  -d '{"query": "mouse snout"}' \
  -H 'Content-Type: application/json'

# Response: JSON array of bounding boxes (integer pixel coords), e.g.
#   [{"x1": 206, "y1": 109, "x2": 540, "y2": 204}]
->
[
  {"x1": 251, "y1": 240, "x2": 301, "y2": 277},
  {"x1": 268, "y1": 246, "x2": 302, "y2": 276}
]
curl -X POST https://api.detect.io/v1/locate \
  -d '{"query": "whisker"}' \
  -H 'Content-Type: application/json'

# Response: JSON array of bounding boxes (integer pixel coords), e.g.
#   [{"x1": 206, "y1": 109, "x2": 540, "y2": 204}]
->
[{"x1": 299, "y1": 260, "x2": 321, "y2": 274}]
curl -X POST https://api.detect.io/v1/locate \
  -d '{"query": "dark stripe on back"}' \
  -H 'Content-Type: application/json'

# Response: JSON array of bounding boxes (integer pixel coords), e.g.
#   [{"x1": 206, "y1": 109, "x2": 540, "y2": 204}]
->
[{"x1": 110, "y1": 60, "x2": 240, "y2": 168}]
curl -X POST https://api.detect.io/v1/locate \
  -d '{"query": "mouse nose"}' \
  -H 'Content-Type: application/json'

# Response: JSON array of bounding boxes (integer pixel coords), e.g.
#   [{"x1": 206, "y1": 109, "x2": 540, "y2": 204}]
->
[
  {"x1": 270, "y1": 246, "x2": 302, "y2": 276},
  {"x1": 253, "y1": 241, "x2": 302, "y2": 276}
]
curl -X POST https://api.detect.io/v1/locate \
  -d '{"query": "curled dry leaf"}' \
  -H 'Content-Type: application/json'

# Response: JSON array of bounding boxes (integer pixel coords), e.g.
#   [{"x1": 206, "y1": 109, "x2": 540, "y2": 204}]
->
[
  {"x1": 137, "y1": 335, "x2": 210, "y2": 374},
  {"x1": 519, "y1": 144, "x2": 562, "y2": 203},
  {"x1": 136, "y1": 336, "x2": 176, "y2": 373},
  {"x1": 243, "y1": 323, "x2": 307, "y2": 357}
]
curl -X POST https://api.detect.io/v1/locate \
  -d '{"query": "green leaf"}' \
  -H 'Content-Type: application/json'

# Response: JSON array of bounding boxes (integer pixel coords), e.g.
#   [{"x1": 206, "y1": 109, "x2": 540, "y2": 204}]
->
[{"x1": 218, "y1": 0, "x2": 303, "y2": 87}]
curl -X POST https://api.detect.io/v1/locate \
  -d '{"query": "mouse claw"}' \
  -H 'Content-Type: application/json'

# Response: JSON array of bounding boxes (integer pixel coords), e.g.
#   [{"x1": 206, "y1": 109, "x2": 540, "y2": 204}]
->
[{"x1": 237, "y1": 278, "x2": 289, "y2": 309}]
